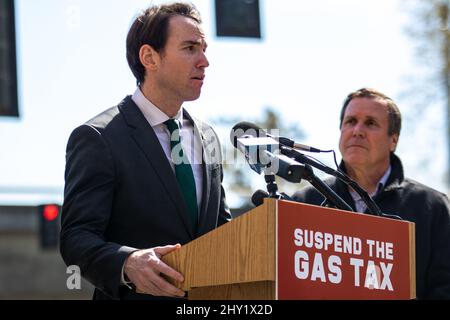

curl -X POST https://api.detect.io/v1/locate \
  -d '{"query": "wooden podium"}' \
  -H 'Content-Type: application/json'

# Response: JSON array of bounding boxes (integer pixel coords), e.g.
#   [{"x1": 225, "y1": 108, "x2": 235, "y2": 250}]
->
[{"x1": 162, "y1": 199, "x2": 416, "y2": 300}]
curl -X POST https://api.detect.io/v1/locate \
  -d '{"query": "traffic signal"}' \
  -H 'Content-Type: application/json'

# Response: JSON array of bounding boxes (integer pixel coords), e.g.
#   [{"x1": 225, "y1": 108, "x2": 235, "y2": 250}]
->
[
  {"x1": 38, "y1": 204, "x2": 61, "y2": 249},
  {"x1": 215, "y1": 0, "x2": 261, "y2": 38}
]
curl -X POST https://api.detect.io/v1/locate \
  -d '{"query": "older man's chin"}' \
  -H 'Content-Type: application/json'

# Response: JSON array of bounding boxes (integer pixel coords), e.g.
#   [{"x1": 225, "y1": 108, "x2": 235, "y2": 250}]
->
[{"x1": 343, "y1": 152, "x2": 369, "y2": 167}]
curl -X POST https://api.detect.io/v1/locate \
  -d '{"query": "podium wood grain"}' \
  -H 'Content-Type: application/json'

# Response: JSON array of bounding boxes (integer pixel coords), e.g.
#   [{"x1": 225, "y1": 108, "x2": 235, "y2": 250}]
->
[{"x1": 162, "y1": 199, "x2": 276, "y2": 297}]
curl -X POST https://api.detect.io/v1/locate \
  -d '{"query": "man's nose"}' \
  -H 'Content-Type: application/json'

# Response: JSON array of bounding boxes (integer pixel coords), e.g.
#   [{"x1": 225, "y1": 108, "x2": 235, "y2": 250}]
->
[
  {"x1": 197, "y1": 51, "x2": 209, "y2": 69},
  {"x1": 352, "y1": 123, "x2": 365, "y2": 137}
]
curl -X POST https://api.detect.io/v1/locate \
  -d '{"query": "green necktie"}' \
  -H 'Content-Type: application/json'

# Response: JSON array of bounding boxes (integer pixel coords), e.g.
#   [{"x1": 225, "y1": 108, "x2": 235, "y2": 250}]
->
[{"x1": 164, "y1": 119, "x2": 199, "y2": 230}]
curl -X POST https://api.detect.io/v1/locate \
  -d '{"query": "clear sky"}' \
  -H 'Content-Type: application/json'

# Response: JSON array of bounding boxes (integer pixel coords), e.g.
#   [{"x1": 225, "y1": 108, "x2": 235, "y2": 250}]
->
[{"x1": 0, "y1": 0, "x2": 447, "y2": 206}]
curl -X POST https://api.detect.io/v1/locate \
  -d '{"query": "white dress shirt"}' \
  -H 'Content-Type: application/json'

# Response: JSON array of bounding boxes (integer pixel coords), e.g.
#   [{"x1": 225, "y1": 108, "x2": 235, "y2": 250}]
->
[
  {"x1": 349, "y1": 165, "x2": 391, "y2": 213},
  {"x1": 132, "y1": 87, "x2": 203, "y2": 210}
]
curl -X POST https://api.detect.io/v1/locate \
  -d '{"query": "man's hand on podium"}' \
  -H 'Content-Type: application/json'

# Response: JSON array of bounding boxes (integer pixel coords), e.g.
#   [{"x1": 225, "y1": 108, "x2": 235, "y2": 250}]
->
[{"x1": 124, "y1": 244, "x2": 186, "y2": 297}]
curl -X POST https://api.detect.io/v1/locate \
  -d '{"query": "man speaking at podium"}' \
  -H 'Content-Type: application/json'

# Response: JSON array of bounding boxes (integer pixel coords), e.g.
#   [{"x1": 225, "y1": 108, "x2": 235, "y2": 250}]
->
[
  {"x1": 293, "y1": 88, "x2": 450, "y2": 299},
  {"x1": 60, "y1": 3, "x2": 231, "y2": 300}
]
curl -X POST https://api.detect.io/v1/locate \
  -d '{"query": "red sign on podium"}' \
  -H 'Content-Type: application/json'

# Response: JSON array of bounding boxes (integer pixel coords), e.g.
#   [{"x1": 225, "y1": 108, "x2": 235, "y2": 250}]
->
[{"x1": 276, "y1": 201, "x2": 415, "y2": 300}]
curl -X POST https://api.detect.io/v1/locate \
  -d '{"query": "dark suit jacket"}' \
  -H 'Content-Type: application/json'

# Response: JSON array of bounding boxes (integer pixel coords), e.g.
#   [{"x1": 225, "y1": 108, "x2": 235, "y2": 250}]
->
[{"x1": 60, "y1": 96, "x2": 232, "y2": 300}]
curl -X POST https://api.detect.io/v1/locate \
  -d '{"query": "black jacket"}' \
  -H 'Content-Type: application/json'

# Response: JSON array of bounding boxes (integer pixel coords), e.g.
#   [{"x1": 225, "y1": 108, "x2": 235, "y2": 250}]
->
[
  {"x1": 293, "y1": 154, "x2": 450, "y2": 299},
  {"x1": 60, "y1": 96, "x2": 232, "y2": 300}
]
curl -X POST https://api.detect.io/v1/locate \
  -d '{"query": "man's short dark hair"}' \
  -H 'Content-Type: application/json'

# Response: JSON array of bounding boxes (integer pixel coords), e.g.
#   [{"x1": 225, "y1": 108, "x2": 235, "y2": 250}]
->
[
  {"x1": 339, "y1": 88, "x2": 402, "y2": 137},
  {"x1": 126, "y1": 2, "x2": 202, "y2": 85}
]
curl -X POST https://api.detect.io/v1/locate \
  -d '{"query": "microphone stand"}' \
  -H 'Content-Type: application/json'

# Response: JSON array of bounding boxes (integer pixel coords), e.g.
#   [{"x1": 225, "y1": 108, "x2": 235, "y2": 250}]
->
[
  {"x1": 263, "y1": 155, "x2": 353, "y2": 212},
  {"x1": 279, "y1": 146, "x2": 404, "y2": 219},
  {"x1": 299, "y1": 164, "x2": 353, "y2": 212},
  {"x1": 264, "y1": 174, "x2": 294, "y2": 201},
  {"x1": 264, "y1": 174, "x2": 282, "y2": 199}
]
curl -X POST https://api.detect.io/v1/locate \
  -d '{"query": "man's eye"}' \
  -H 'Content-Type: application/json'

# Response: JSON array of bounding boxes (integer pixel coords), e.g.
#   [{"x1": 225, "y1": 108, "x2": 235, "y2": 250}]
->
[{"x1": 345, "y1": 119, "x2": 356, "y2": 125}]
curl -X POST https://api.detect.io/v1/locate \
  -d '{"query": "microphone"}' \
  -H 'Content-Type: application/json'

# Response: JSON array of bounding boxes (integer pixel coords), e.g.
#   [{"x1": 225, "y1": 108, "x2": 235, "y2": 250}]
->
[
  {"x1": 230, "y1": 121, "x2": 357, "y2": 212},
  {"x1": 251, "y1": 189, "x2": 269, "y2": 207},
  {"x1": 231, "y1": 121, "x2": 321, "y2": 153},
  {"x1": 251, "y1": 189, "x2": 295, "y2": 207},
  {"x1": 232, "y1": 134, "x2": 278, "y2": 175},
  {"x1": 230, "y1": 125, "x2": 354, "y2": 212},
  {"x1": 231, "y1": 132, "x2": 306, "y2": 183}
]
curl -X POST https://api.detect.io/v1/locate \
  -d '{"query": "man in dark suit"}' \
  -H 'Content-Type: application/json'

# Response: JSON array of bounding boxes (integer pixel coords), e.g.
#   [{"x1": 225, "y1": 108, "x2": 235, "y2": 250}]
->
[
  {"x1": 60, "y1": 3, "x2": 232, "y2": 300},
  {"x1": 293, "y1": 88, "x2": 450, "y2": 299}
]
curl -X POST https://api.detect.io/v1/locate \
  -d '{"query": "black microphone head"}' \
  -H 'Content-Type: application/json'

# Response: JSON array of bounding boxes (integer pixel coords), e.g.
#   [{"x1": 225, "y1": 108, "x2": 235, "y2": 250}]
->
[
  {"x1": 251, "y1": 189, "x2": 269, "y2": 207},
  {"x1": 231, "y1": 121, "x2": 262, "y2": 133},
  {"x1": 230, "y1": 121, "x2": 267, "y2": 148}
]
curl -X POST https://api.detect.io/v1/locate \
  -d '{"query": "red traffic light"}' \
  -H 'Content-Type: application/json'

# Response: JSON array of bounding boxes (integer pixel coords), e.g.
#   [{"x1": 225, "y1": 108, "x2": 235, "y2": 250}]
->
[{"x1": 42, "y1": 205, "x2": 59, "y2": 221}]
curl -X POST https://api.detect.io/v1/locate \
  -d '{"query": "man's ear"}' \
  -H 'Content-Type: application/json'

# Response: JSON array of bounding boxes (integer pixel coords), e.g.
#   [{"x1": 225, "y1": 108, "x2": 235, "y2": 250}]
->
[
  {"x1": 390, "y1": 134, "x2": 399, "y2": 152},
  {"x1": 139, "y1": 44, "x2": 160, "y2": 71}
]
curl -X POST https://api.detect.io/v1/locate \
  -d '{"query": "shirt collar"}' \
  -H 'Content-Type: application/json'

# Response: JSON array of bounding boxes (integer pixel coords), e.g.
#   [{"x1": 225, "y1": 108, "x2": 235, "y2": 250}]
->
[
  {"x1": 378, "y1": 165, "x2": 391, "y2": 192},
  {"x1": 349, "y1": 164, "x2": 392, "y2": 199},
  {"x1": 131, "y1": 87, "x2": 183, "y2": 127}
]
